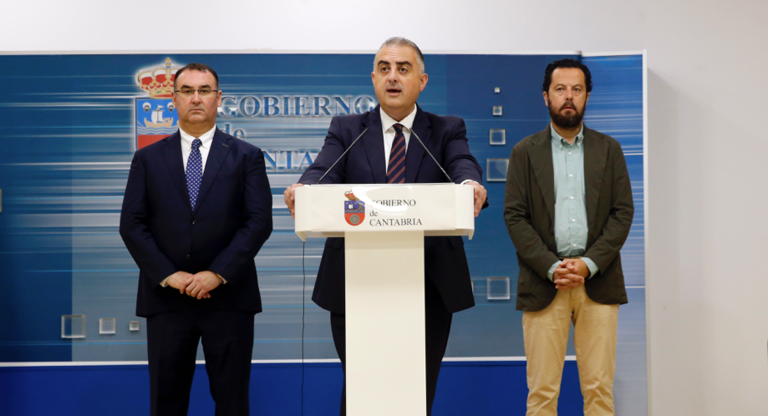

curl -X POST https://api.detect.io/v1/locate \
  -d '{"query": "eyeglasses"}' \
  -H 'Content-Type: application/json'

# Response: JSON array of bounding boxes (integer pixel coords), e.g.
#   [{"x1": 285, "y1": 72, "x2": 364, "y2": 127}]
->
[{"x1": 174, "y1": 89, "x2": 219, "y2": 97}]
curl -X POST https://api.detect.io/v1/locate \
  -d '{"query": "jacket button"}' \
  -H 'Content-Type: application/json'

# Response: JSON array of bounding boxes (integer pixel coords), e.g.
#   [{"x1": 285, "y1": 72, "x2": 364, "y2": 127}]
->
[{"x1": 192, "y1": 220, "x2": 197, "y2": 225}]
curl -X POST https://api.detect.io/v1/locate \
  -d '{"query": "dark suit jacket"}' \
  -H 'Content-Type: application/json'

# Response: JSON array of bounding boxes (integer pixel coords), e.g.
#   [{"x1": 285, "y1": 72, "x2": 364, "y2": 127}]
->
[
  {"x1": 120, "y1": 129, "x2": 273, "y2": 317},
  {"x1": 504, "y1": 125, "x2": 634, "y2": 312},
  {"x1": 299, "y1": 105, "x2": 484, "y2": 314}
]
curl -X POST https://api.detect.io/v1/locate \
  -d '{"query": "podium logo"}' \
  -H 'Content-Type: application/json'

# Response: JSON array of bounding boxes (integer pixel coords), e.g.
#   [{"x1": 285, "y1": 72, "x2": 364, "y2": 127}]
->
[{"x1": 344, "y1": 191, "x2": 365, "y2": 226}]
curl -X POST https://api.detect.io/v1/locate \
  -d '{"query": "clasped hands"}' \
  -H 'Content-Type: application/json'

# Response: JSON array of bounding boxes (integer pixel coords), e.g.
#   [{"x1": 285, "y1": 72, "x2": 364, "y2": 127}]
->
[
  {"x1": 553, "y1": 259, "x2": 589, "y2": 290},
  {"x1": 166, "y1": 271, "x2": 222, "y2": 299}
]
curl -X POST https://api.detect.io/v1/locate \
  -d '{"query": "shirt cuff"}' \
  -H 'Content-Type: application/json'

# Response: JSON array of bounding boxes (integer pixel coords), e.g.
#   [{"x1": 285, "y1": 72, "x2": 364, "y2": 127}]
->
[
  {"x1": 547, "y1": 261, "x2": 560, "y2": 282},
  {"x1": 216, "y1": 273, "x2": 227, "y2": 284},
  {"x1": 581, "y1": 257, "x2": 599, "y2": 279},
  {"x1": 460, "y1": 179, "x2": 478, "y2": 185}
]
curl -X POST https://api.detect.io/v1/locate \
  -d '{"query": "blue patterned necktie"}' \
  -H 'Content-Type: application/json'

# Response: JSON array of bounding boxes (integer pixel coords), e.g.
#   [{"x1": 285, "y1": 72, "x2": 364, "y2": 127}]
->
[
  {"x1": 186, "y1": 138, "x2": 203, "y2": 210},
  {"x1": 387, "y1": 124, "x2": 406, "y2": 183}
]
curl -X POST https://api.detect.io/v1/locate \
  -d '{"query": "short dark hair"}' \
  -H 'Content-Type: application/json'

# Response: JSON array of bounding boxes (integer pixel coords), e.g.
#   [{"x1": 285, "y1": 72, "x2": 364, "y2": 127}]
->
[
  {"x1": 542, "y1": 59, "x2": 592, "y2": 93},
  {"x1": 174, "y1": 63, "x2": 219, "y2": 89},
  {"x1": 376, "y1": 37, "x2": 426, "y2": 74}
]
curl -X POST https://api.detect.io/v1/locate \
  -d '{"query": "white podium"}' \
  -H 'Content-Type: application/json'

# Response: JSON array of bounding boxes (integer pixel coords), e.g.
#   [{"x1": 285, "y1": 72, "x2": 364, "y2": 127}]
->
[{"x1": 295, "y1": 183, "x2": 474, "y2": 416}]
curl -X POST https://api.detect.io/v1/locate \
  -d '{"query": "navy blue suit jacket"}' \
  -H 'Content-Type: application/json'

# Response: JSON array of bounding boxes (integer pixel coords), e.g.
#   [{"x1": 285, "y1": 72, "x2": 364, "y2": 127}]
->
[
  {"x1": 120, "y1": 129, "x2": 273, "y2": 317},
  {"x1": 299, "y1": 106, "x2": 483, "y2": 314}
]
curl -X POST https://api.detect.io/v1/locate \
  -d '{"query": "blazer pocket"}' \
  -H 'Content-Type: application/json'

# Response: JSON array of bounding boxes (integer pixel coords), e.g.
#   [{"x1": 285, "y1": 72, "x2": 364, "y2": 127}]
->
[
  {"x1": 515, "y1": 254, "x2": 535, "y2": 296},
  {"x1": 516, "y1": 272, "x2": 533, "y2": 296}
]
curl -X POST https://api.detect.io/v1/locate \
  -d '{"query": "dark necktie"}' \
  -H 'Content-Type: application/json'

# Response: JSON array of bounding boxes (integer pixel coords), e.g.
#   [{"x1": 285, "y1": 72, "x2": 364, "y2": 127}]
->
[
  {"x1": 387, "y1": 124, "x2": 406, "y2": 183},
  {"x1": 186, "y1": 138, "x2": 203, "y2": 210}
]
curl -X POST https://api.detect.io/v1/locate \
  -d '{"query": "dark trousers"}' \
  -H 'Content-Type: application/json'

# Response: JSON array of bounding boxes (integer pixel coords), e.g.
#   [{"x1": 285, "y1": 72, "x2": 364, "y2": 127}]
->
[
  {"x1": 146, "y1": 309, "x2": 255, "y2": 416},
  {"x1": 330, "y1": 278, "x2": 453, "y2": 416}
]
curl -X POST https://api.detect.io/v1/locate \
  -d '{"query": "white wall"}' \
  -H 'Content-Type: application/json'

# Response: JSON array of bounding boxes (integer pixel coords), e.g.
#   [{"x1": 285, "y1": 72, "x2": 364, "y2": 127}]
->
[{"x1": 3, "y1": 1, "x2": 768, "y2": 414}]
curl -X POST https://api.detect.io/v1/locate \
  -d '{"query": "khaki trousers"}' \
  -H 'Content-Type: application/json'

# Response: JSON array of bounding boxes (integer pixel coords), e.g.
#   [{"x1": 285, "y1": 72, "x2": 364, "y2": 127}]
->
[{"x1": 523, "y1": 285, "x2": 619, "y2": 416}]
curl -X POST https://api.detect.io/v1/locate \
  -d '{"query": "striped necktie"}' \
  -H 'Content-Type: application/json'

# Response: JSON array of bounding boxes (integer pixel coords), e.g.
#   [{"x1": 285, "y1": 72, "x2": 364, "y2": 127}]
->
[
  {"x1": 186, "y1": 138, "x2": 203, "y2": 210},
  {"x1": 387, "y1": 124, "x2": 406, "y2": 183}
]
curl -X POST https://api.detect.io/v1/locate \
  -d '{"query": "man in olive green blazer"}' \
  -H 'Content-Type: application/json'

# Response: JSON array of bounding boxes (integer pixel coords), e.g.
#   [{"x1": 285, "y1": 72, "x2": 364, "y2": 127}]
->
[
  {"x1": 504, "y1": 124, "x2": 634, "y2": 312},
  {"x1": 503, "y1": 59, "x2": 634, "y2": 416}
]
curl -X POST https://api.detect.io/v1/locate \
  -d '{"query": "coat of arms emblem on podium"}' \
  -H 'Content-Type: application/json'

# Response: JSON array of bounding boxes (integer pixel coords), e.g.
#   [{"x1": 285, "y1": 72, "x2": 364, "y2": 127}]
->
[{"x1": 344, "y1": 191, "x2": 365, "y2": 226}]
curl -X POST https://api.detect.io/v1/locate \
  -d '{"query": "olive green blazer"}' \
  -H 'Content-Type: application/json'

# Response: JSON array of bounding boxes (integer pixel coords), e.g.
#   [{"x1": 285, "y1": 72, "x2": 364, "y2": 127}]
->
[{"x1": 503, "y1": 125, "x2": 634, "y2": 312}]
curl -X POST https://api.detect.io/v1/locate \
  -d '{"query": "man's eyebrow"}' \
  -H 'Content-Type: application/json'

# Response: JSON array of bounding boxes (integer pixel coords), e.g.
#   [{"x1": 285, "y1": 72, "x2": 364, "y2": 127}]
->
[
  {"x1": 554, "y1": 82, "x2": 584, "y2": 87},
  {"x1": 377, "y1": 60, "x2": 391, "y2": 67},
  {"x1": 395, "y1": 61, "x2": 413, "y2": 67},
  {"x1": 178, "y1": 84, "x2": 213, "y2": 89}
]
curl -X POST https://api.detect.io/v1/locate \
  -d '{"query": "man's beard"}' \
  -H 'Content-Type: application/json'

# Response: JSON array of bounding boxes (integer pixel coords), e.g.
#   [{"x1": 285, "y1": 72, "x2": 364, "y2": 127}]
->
[{"x1": 549, "y1": 101, "x2": 585, "y2": 129}]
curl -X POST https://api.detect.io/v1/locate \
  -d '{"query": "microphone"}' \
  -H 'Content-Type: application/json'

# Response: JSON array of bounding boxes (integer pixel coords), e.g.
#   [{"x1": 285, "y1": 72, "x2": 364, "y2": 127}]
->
[
  {"x1": 315, "y1": 128, "x2": 368, "y2": 184},
  {"x1": 409, "y1": 129, "x2": 453, "y2": 183}
]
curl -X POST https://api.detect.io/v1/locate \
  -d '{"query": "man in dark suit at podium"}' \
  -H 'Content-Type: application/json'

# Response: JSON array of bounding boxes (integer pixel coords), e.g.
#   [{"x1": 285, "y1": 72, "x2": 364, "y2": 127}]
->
[
  {"x1": 284, "y1": 37, "x2": 487, "y2": 415},
  {"x1": 120, "y1": 63, "x2": 273, "y2": 416}
]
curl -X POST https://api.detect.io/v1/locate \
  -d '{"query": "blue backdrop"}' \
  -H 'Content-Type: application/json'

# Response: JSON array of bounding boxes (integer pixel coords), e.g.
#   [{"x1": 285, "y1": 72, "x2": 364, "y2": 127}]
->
[{"x1": 0, "y1": 52, "x2": 645, "y2": 415}]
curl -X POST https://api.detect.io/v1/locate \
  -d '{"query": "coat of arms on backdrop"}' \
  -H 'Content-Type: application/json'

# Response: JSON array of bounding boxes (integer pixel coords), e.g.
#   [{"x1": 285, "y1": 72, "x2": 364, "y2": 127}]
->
[{"x1": 135, "y1": 58, "x2": 183, "y2": 150}]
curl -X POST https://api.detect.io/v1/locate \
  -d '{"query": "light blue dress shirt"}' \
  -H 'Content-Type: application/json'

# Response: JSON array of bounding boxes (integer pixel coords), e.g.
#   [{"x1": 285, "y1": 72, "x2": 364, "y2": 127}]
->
[{"x1": 546, "y1": 124, "x2": 599, "y2": 281}]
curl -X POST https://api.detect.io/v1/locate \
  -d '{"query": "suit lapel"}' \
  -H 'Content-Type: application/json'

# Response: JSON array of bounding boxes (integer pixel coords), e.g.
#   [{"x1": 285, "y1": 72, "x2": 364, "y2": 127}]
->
[
  {"x1": 529, "y1": 127, "x2": 556, "y2": 222},
  {"x1": 583, "y1": 125, "x2": 608, "y2": 232},
  {"x1": 362, "y1": 109, "x2": 387, "y2": 184},
  {"x1": 161, "y1": 132, "x2": 192, "y2": 211},
  {"x1": 193, "y1": 129, "x2": 232, "y2": 215},
  {"x1": 405, "y1": 106, "x2": 429, "y2": 183}
]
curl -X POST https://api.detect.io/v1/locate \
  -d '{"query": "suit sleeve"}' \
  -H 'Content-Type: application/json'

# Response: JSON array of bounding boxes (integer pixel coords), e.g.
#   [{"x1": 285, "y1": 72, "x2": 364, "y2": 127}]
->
[
  {"x1": 299, "y1": 116, "x2": 347, "y2": 185},
  {"x1": 503, "y1": 144, "x2": 561, "y2": 280},
  {"x1": 119, "y1": 151, "x2": 178, "y2": 286},
  {"x1": 442, "y1": 118, "x2": 484, "y2": 184},
  {"x1": 583, "y1": 141, "x2": 634, "y2": 271},
  {"x1": 208, "y1": 149, "x2": 273, "y2": 283}
]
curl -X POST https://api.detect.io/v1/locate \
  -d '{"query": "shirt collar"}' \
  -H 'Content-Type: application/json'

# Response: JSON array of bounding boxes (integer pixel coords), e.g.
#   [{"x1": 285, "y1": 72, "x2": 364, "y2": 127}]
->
[
  {"x1": 550, "y1": 123, "x2": 585, "y2": 146},
  {"x1": 380, "y1": 105, "x2": 417, "y2": 133},
  {"x1": 179, "y1": 126, "x2": 217, "y2": 149}
]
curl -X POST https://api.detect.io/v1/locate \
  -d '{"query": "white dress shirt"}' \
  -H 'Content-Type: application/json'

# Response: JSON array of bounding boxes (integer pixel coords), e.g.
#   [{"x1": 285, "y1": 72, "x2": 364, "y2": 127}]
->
[{"x1": 180, "y1": 125, "x2": 216, "y2": 173}]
